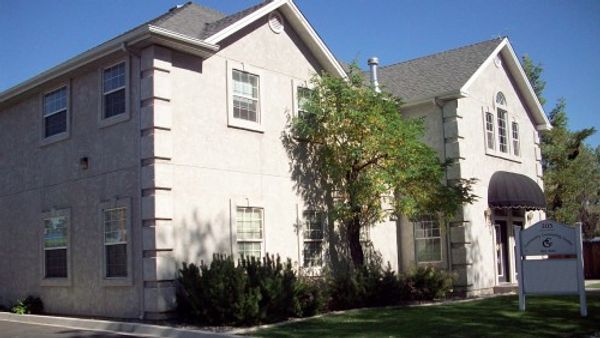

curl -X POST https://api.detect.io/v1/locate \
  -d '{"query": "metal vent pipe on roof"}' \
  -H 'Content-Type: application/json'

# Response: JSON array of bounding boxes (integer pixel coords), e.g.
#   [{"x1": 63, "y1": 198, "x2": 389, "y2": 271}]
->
[{"x1": 368, "y1": 57, "x2": 381, "y2": 93}]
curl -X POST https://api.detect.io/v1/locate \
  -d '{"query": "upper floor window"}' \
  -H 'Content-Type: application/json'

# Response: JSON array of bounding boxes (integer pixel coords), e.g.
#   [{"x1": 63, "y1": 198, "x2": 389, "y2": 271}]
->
[
  {"x1": 303, "y1": 210, "x2": 324, "y2": 268},
  {"x1": 297, "y1": 86, "x2": 312, "y2": 117},
  {"x1": 103, "y1": 207, "x2": 128, "y2": 278},
  {"x1": 43, "y1": 87, "x2": 68, "y2": 138},
  {"x1": 102, "y1": 63, "x2": 126, "y2": 119},
  {"x1": 413, "y1": 215, "x2": 442, "y2": 263},
  {"x1": 232, "y1": 70, "x2": 260, "y2": 123},
  {"x1": 512, "y1": 122, "x2": 520, "y2": 157},
  {"x1": 43, "y1": 214, "x2": 69, "y2": 278},
  {"x1": 485, "y1": 112, "x2": 495, "y2": 150},
  {"x1": 236, "y1": 207, "x2": 263, "y2": 259},
  {"x1": 497, "y1": 109, "x2": 508, "y2": 153},
  {"x1": 496, "y1": 92, "x2": 507, "y2": 106}
]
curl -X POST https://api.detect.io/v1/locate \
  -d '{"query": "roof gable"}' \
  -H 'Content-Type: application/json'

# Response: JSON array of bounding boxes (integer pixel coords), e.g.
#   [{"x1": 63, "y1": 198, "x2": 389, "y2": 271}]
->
[
  {"x1": 0, "y1": 0, "x2": 345, "y2": 105},
  {"x1": 377, "y1": 38, "x2": 503, "y2": 103},
  {"x1": 374, "y1": 37, "x2": 550, "y2": 130}
]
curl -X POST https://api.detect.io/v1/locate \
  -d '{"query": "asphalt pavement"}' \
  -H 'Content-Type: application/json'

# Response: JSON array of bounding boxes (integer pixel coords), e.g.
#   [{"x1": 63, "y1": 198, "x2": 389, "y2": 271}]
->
[{"x1": 0, "y1": 320, "x2": 149, "y2": 338}]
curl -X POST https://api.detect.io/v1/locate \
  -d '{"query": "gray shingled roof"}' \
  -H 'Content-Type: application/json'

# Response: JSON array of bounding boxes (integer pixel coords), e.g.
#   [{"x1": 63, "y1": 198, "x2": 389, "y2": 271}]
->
[
  {"x1": 203, "y1": 1, "x2": 273, "y2": 39},
  {"x1": 149, "y1": 1, "x2": 271, "y2": 40},
  {"x1": 151, "y1": 3, "x2": 225, "y2": 39},
  {"x1": 374, "y1": 38, "x2": 503, "y2": 102}
]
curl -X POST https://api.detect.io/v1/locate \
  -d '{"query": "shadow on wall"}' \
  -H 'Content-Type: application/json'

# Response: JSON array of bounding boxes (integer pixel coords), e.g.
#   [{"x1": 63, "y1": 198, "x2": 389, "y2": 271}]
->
[{"x1": 163, "y1": 209, "x2": 231, "y2": 267}]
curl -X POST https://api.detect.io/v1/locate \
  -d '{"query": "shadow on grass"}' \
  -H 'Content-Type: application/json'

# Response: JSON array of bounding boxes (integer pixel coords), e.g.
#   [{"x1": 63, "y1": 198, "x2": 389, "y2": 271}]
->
[{"x1": 252, "y1": 294, "x2": 600, "y2": 338}]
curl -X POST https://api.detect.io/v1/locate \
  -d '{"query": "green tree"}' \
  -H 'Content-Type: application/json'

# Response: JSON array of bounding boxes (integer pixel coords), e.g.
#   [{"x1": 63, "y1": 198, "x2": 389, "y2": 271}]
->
[
  {"x1": 522, "y1": 57, "x2": 600, "y2": 237},
  {"x1": 521, "y1": 55, "x2": 546, "y2": 105},
  {"x1": 282, "y1": 67, "x2": 476, "y2": 266}
]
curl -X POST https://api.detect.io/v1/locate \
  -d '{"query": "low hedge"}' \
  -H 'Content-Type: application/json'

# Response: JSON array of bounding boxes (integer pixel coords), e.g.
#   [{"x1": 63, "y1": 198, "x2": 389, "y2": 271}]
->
[{"x1": 177, "y1": 254, "x2": 455, "y2": 326}]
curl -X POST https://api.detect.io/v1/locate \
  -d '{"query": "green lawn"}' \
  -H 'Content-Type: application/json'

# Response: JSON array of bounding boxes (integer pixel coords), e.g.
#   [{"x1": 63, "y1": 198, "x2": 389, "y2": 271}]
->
[
  {"x1": 251, "y1": 294, "x2": 600, "y2": 338},
  {"x1": 588, "y1": 282, "x2": 600, "y2": 289}
]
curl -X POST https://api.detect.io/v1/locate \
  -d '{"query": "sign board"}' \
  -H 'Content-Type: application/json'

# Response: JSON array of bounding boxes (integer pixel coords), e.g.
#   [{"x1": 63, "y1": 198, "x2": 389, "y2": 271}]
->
[{"x1": 514, "y1": 221, "x2": 587, "y2": 317}]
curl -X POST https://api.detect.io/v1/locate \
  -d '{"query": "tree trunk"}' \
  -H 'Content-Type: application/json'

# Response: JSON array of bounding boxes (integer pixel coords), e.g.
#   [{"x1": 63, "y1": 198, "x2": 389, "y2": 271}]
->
[{"x1": 347, "y1": 215, "x2": 364, "y2": 266}]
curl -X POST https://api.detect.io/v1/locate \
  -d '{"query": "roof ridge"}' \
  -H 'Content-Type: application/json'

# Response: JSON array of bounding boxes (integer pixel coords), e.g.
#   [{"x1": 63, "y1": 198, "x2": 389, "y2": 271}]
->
[
  {"x1": 201, "y1": 0, "x2": 273, "y2": 39},
  {"x1": 379, "y1": 37, "x2": 505, "y2": 70},
  {"x1": 151, "y1": 2, "x2": 225, "y2": 27},
  {"x1": 207, "y1": 1, "x2": 270, "y2": 27}
]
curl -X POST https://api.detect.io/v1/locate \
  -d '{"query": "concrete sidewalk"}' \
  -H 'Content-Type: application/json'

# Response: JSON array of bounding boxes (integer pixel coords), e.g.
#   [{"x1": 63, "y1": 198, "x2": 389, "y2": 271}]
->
[{"x1": 0, "y1": 312, "x2": 237, "y2": 338}]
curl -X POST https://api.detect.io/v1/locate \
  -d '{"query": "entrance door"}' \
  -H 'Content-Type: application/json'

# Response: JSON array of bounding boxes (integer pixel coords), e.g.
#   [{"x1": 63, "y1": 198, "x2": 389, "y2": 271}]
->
[{"x1": 495, "y1": 221, "x2": 509, "y2": 283}]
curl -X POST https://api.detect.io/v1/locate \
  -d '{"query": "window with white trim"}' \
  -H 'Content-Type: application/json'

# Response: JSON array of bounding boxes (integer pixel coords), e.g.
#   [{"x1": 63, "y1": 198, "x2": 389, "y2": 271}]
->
[
  {"x1": 232, "y1": 70, "x2": 260, "y2": 123},
  {"x1": 297, "y1": 86, "x2": 312, "y2": 118},
  {"x1": 236, "y1": 207, "x2": 263, "y2": 259},
  {"x1": 102, "y1": 63, "x2": 126, "y2": 119},
  {"x1": 43, "y1": 215, "x2": 68, "y2": 278},
  {"x1": 413, "y1": 215, "x2": 442, "y2": 263},
  {"x1": 485, "y1": 112, "x2": 495, "y2": 150},
  {"x1": 497, "y1": 109, "x2": 508, "y2": 153},
  {"x1": 103, "y1": 207, "x2": 128, "y2": 277},
  {"x1": 43, "y1": 87, "x2": 68, "y2": 138},
  {"x1": 512, "y1": 122, "x2": 520, "y2": 156},
  {"x1": 302, "y1": 210, "x2": 324, "y2": 267},
  {"x1": 495, "y1": 92, "x2": 509, "y2": 153}
]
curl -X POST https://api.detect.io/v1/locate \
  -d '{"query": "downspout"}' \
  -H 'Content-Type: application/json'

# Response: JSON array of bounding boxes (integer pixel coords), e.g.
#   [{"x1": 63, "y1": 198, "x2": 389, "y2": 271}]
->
[
  {"x1": 121, "y1": 42, "x2": 146, "y2": 320},
  {"x1": 434, "y1": 97, "x2": 453, "y2": 272}
]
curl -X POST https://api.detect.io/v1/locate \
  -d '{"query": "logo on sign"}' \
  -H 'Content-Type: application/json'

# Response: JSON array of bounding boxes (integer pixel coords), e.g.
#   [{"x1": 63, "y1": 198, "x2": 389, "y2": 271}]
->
[{"x1": 542, "y1": 237, "x2": 553, "y2": 248}]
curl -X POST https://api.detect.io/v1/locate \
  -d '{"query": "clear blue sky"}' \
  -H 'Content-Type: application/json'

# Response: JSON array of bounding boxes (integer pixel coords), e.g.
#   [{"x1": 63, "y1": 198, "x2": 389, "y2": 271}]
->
[{"x1": 1, "y1": 0, "x2": 599, "y2": 146}]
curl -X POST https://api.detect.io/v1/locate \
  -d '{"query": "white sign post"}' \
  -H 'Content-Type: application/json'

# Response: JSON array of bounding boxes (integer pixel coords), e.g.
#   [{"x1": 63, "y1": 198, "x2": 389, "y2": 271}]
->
[{"x1": 514, "y1": 220, "x2": 587, "y2": 317}]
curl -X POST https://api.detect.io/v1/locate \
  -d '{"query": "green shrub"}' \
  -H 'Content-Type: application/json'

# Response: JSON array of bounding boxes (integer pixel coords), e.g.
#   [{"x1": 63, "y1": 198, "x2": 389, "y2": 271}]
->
[
  {"x1": 176, "y1": 255, "x2": 259, "y2": 325},
  {"x1": 241, "y1": 255, "x2": 302, "y2": 323},
  {"x1": 402, "y1": 265, "x2": 455, "y2": 301},
  {"x1": 370, "y1": 263, "x2": 402, "y2": 306},
  {"x1": 176, "y1": 253, "x2": 324, "y2": 326},
  {"x1": 296, "y1": 277, "x2": 328, "y2": 316},
  {"x1": 10, "y1": 296, "x2": 43, "y2": 314},
  {"x1": 327, "y1": 264, "x2": 366, "y2": 310}
]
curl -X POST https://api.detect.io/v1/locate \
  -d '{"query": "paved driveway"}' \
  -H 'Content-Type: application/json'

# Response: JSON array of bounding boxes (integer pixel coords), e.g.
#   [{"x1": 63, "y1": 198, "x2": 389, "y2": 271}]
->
[{"x1": 0, "y1": 320, "x2": 148, "y2": 338}]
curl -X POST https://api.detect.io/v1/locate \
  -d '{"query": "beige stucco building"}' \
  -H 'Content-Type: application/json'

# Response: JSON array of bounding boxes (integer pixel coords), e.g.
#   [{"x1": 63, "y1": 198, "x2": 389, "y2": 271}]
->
[{"x1": 0, "y1": 0, "x2": 550, "y2": 319}]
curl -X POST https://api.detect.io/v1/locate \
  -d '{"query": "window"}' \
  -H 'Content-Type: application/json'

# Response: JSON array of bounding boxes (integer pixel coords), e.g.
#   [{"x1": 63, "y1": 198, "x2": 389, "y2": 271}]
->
[
  {"x1": 512, "y1": 122, "x2": 520, "y2": 156},
  {"x1": 103, "y1": 207, "x2": 128, "y2": 277},
  {"x1": 413, "y1": 215, "x2": 442, "y2": 263},
  {"x1": 43, "y1": 215, "x2": 68, "y2": 278},
  {"x1": 236, "y1": 207, "x2": 263, "y2": 259},
  {"x1": 496, "y1": 92, "x2": 507, "y2": 106},
  {"x1": 232, "y1": 70, "x2": 260, "y2": 123},
  {"x1": 297, "y1": 86, "x2": 311, "y2": 117},
  {"x1": 102, "y1": 63, "x2": 126, "y2": 119},
  {"x1": 485, "y1": 112, "x2": 495, "y2": 150},
  {"x1": 43, "y1": 87, "x2": 68, "y2": 138},
  {"x1": 497, "y1": 109, "x2": 508, "y2": 153},
  {"x1": 303, "y1": 210, "x2": 324, "y2": 267}
]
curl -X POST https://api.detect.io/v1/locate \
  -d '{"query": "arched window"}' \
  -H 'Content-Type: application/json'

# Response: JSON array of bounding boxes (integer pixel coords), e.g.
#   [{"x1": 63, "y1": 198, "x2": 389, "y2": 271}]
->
[{"x1": 496, "y1": 92, "x2": 508, "y2": 153}]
